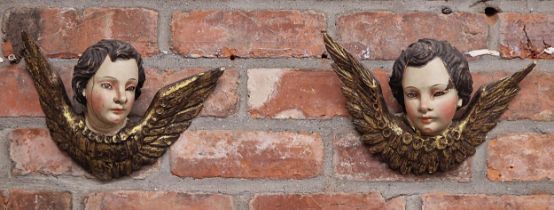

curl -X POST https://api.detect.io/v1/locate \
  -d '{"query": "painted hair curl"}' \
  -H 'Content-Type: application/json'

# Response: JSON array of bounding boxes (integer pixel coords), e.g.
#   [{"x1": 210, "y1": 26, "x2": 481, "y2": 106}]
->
[
  {"x1": 389, "y1": 39, "x2": 473, "y2": 112},
  {"x1": 71, "y1": 40, "x2": 145, "y2": 106}
]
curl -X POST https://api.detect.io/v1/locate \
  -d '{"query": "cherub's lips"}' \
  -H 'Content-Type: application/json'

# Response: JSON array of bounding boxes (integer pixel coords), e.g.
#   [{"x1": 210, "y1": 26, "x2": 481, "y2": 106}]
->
[
  {"x1": 111, "y1": 108, "x2": 126, "y2": 114},
  {"x1": 419, "y1": 116, "x2": 435, "y2": 124}
]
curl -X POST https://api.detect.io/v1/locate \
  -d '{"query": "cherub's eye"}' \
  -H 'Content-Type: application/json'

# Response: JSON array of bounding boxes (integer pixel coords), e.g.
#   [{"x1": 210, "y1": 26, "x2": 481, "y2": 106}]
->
[
  {"x1": 405, "y1": 91, "x2": 418, "y2": 98},
  {"x1": 126, "y1": 86, "x2": 136, "y2": 91},
  {"x1": 100, "y1": 83, "x2": 112, "y2": 89},
  {"x1": 433, "y1": 90, "x2": 447, "y2": 97}
]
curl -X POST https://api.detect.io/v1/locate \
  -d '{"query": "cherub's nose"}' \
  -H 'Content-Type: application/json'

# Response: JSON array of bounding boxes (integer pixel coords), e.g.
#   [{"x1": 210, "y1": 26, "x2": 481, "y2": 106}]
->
[
  {"x1": 113, "y1": 87, "x2": 128, "y2": 105},
  {"x1": 418, "y1": 95, "x2": 432, "y2": 112}
]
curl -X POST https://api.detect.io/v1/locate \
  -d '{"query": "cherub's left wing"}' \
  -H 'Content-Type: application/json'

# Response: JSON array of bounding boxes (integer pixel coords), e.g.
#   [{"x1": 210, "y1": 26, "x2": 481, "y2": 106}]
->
[
  {"x1": 128, "y1": 68, "x2": 223, "y2": 164},
  {"x1": 456, "y1": 63, "x2": 536, "y2": 148},
  {"x1": 21, "y1": 32, "x2": 82, "y2": 151}
]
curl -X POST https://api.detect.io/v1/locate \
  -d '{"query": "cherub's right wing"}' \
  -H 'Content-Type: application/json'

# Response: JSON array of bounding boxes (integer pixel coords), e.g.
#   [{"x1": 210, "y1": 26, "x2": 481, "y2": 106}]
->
[{"x1": 323, "y1": 33, "x2": 409, "y2": 169}]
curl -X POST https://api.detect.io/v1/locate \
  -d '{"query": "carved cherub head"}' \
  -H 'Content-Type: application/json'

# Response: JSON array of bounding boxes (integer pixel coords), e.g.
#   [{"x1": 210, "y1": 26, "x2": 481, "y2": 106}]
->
[
  {"x1": 389, "y1": 39, "x2": 473, "y2": 136},
  {"x1": 71, "y1": 40, "x2": 146, "y2": 135}
]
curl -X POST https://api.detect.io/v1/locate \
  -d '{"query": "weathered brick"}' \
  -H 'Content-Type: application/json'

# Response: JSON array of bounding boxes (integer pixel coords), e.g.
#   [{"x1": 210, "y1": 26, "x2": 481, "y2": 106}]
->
[
  {"x1": 9, "y1": 128, "x2": 84, "y2": 176},
  {"x1": 171, "y1": 10, "x2": 325, "y2": 58},
  {"x1": 132, "y1": 68, "x2": 239, "y2": 117},
  {"x1": 250, "y1": 193, "x2": 405, "y2": 210},
  {"x1": 0, "y1": 64, "x2": 75, "y2": 117},
  {"x1": 0, "y1": 192, "x2": 5, "y2": 210},
  {"x1": 487, "y1": 133, "x2": 554, "y2": 181},
  {"x1": 246, "y1": 68, "x2": 401, "y2": 118},
  {"x1": 337, "y1": 12, "x2": 488, "y2": 60},
  {"x1": 498, "y1": 13, "x2": 554, "y2": 59},
  {"x1": 8, "y1": 128, "x2": 159, "y2": 178},
  {"x1": 2, "y1": 7, "x2": 158, "y2": 59},
  {"x1": 0, "y1": 65, "x2": 44, "y2": 116},
  {"x1": 471, "y1": 70, "x2": 554, "y2": 121},
  {"x1": 170, "y1": 130, "x2": 323, "y2": 179},
  {"x1": 333, "y1": 132, "x2": 471, "y2": 181},
  {"x1": 247, "y1": 69, "x2": 347, "y2": 119},
  {"x1": 6, "y1": 189, "x2": 71, "y2": 210},
  {"x1": 422, "y1": 193, "x2": 554, "y2": 210},
  {"x1": 84, "y1": 191, "x2": 233, "y2": 210}
]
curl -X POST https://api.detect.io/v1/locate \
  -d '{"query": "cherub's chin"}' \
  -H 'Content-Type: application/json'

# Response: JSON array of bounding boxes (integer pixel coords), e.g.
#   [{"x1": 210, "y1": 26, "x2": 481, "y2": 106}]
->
[
  {"x1": 105, "y1": 117, "x2": 127, "y2": 127},
  {"x1": 419, "y1": 125, "x2": 441, "y2": 136}
]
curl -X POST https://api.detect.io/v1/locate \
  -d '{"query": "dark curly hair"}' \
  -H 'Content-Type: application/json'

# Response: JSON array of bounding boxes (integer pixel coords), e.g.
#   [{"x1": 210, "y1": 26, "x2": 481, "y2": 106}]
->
[
  {"x1": 71, "y1": 39, "x2": 145, "y2": 106},
  {"x1": 389, "y1": 38, "x2": 473, "y2": 112}
]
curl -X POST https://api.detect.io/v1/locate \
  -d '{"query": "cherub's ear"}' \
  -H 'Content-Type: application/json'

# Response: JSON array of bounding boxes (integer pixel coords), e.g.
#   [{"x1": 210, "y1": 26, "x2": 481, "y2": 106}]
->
[
  {"x1": 457, "y1": 98, "x2": 463, "y2": 107},
  {"x1": 82, "y1": 89, "x2": 86, "y2": 98}
]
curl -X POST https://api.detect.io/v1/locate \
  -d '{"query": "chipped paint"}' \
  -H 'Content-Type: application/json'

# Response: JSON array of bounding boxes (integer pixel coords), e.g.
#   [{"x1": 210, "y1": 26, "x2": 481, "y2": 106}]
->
[
  {"x1": 274, "y1": 109, "x2": 305, "y2": 119},
  {"x1": 247, "y1": 68, "x2": 285, "y2": 109},
  {"x1": 361, "y1": 47, "x2": 371, "y2": 59},
  {"x1": 466, "y1": 49, "x2": 500, "y2": 57}
]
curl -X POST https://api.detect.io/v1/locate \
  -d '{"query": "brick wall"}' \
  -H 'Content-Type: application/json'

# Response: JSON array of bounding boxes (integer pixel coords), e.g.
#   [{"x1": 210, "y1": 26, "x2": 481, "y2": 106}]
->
[{"x1": 1, "y1": 1, "x2": 553, "y2": 210}]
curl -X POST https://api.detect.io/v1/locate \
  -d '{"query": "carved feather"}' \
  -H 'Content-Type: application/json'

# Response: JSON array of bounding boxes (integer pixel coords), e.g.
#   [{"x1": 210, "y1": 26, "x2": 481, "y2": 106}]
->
[
  {"x1": 323, "y1": 32, "x2": 535, "y2": 175},
  {"x1": 21, "y1": 32, "x2": 223, "y2": 180}
]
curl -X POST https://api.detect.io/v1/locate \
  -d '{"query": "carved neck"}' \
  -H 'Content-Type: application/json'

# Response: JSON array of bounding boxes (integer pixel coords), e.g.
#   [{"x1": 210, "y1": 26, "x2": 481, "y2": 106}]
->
[{"x1": 85, "y1": 117, "x2": 127, "y2": 136}]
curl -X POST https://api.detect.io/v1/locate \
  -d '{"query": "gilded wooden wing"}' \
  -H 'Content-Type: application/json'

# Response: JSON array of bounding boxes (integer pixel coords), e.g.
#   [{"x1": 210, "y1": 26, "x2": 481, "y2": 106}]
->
[
  {"x1": 453, "y1": 62, "x2": 536, "y2": 164},
  {"x1": 323, "y1": 32, "x2": 535, "y2": 175},
  {"x1": 21, "y1": 32, "x2": 83, "y2": 159},
  {"x1": 21, "y1": 32, "x2": 223, "y2": 180}
]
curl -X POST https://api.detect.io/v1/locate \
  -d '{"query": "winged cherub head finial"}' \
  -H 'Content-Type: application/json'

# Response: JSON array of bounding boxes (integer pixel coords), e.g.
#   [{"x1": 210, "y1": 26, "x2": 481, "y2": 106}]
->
[
  {"x1": 389, "y1": 39, "x2": 473, "y2": 136},
  {"x1": 323, "y1": 32, "x2": 535, "y2": 174},
  {"x1": 71, "y1": 40, "x2": 146, "y2": 135}
]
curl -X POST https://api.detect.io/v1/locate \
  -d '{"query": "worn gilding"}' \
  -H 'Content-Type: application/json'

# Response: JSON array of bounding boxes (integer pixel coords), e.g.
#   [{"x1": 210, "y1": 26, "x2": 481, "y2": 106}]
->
[
  {"x1": 21, "y1": 33, "x2": 223, "y2": 180},
  {"x1": 323, "y1": 32, "x2": 535, "y2": 175}
]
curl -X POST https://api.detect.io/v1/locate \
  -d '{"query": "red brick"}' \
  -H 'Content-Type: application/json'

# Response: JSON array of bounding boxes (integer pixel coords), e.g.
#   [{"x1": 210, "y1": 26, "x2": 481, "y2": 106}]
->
[
  {"x1": 6, "y1": 189, "x2": 71, "y2": 210},
  {"x1": 0, "y1": 192, "x2": 5, "y2": 210},
  {"x1": 250, "y1": 193, "x2": 405, "y2": 210},
  {"x1": 471, "y1": 70, "x2": 554, "y2": 121},
  {"x1": 333, "y1": 132, "x2": 471, "y2": 181},
  {"x1": 487, "y1": 133, "x2": 554, "y2": 181},
  {"x1": 0, "y1": 64, "x2": 74, "y2": 117},
  {"x1": 84, "y1": 191, "x2": 233, "y2": 210},
  {"x1": 498, "y1": 13, "x2": 554, "y2": 59},
  {"x1": 0, "y1": 65, "x2": 43, "y2": 116},
  {"x1": 2, "y1": 7, "x2": 158, "y2": 58},
  {"x1": 170, "y1": 130, "x2": 323, "y2": 179},
  {"x1": 171, "y1": 10, "x2": 325, "y2": 58},
  {"x1": 247, "y1": 68, "x2": 401, "y2": 118},
  {"x1": 337, "y1": 12, "x2": 488, "y2": 60},
  {"x1": 132, "y1": 68, "x2": 239, "y2": 117},
  {"x1": 422, "y1": 193, "x2": 554, "y2": 210},
  {"x1": 247, "y1": 69, "x2": 345, "y2": 119},
  {"x1": 8, "y1": 128, "x2": 159, "y2": 179},
  {"x1": 9, "y1": 128, "x2": 84, "y2": 176},
  {"x1": 2, "y1": 40, "x2": 14, "y2": 57}
]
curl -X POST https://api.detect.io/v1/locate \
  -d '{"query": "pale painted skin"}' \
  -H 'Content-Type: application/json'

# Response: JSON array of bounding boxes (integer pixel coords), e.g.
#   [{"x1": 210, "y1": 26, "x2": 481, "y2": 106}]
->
[
  {"x1": 83, "y1": 56, "x2": 139, "y2": 135},
  {"x1": 402, "y1": 57, "x2": 463, "y2": 136}
]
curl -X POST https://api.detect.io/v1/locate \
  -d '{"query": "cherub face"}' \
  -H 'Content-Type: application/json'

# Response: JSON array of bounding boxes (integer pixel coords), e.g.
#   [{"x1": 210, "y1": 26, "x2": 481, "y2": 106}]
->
[
  {"x1": 84, "y1": 56, "x2": 139, "y2": 134},
  {"x1": 402, "y1": 57, "x2": 462, "y2": 136}
]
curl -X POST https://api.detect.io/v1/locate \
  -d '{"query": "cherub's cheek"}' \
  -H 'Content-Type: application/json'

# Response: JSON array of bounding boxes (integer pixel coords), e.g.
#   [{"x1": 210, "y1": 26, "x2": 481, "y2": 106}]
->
[
  {"x1": 90, "y1": 94, "x2": 109, "y2": 114},
  {"x1": 126, "y1": 94, "x2": 135, "y2": 106},
  {"x1": 437, "y1": 98, "x2": 458, "y2": 122},
  {"x1": 404, "y1": 102, "x2": 418, "y2": 121}
]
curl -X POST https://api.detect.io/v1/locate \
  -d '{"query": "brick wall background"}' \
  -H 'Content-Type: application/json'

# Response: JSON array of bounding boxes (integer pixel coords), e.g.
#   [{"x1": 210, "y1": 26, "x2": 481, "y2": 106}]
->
[{"x1": 0, "y1": 0, "x2": 553, "y2": 209}]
